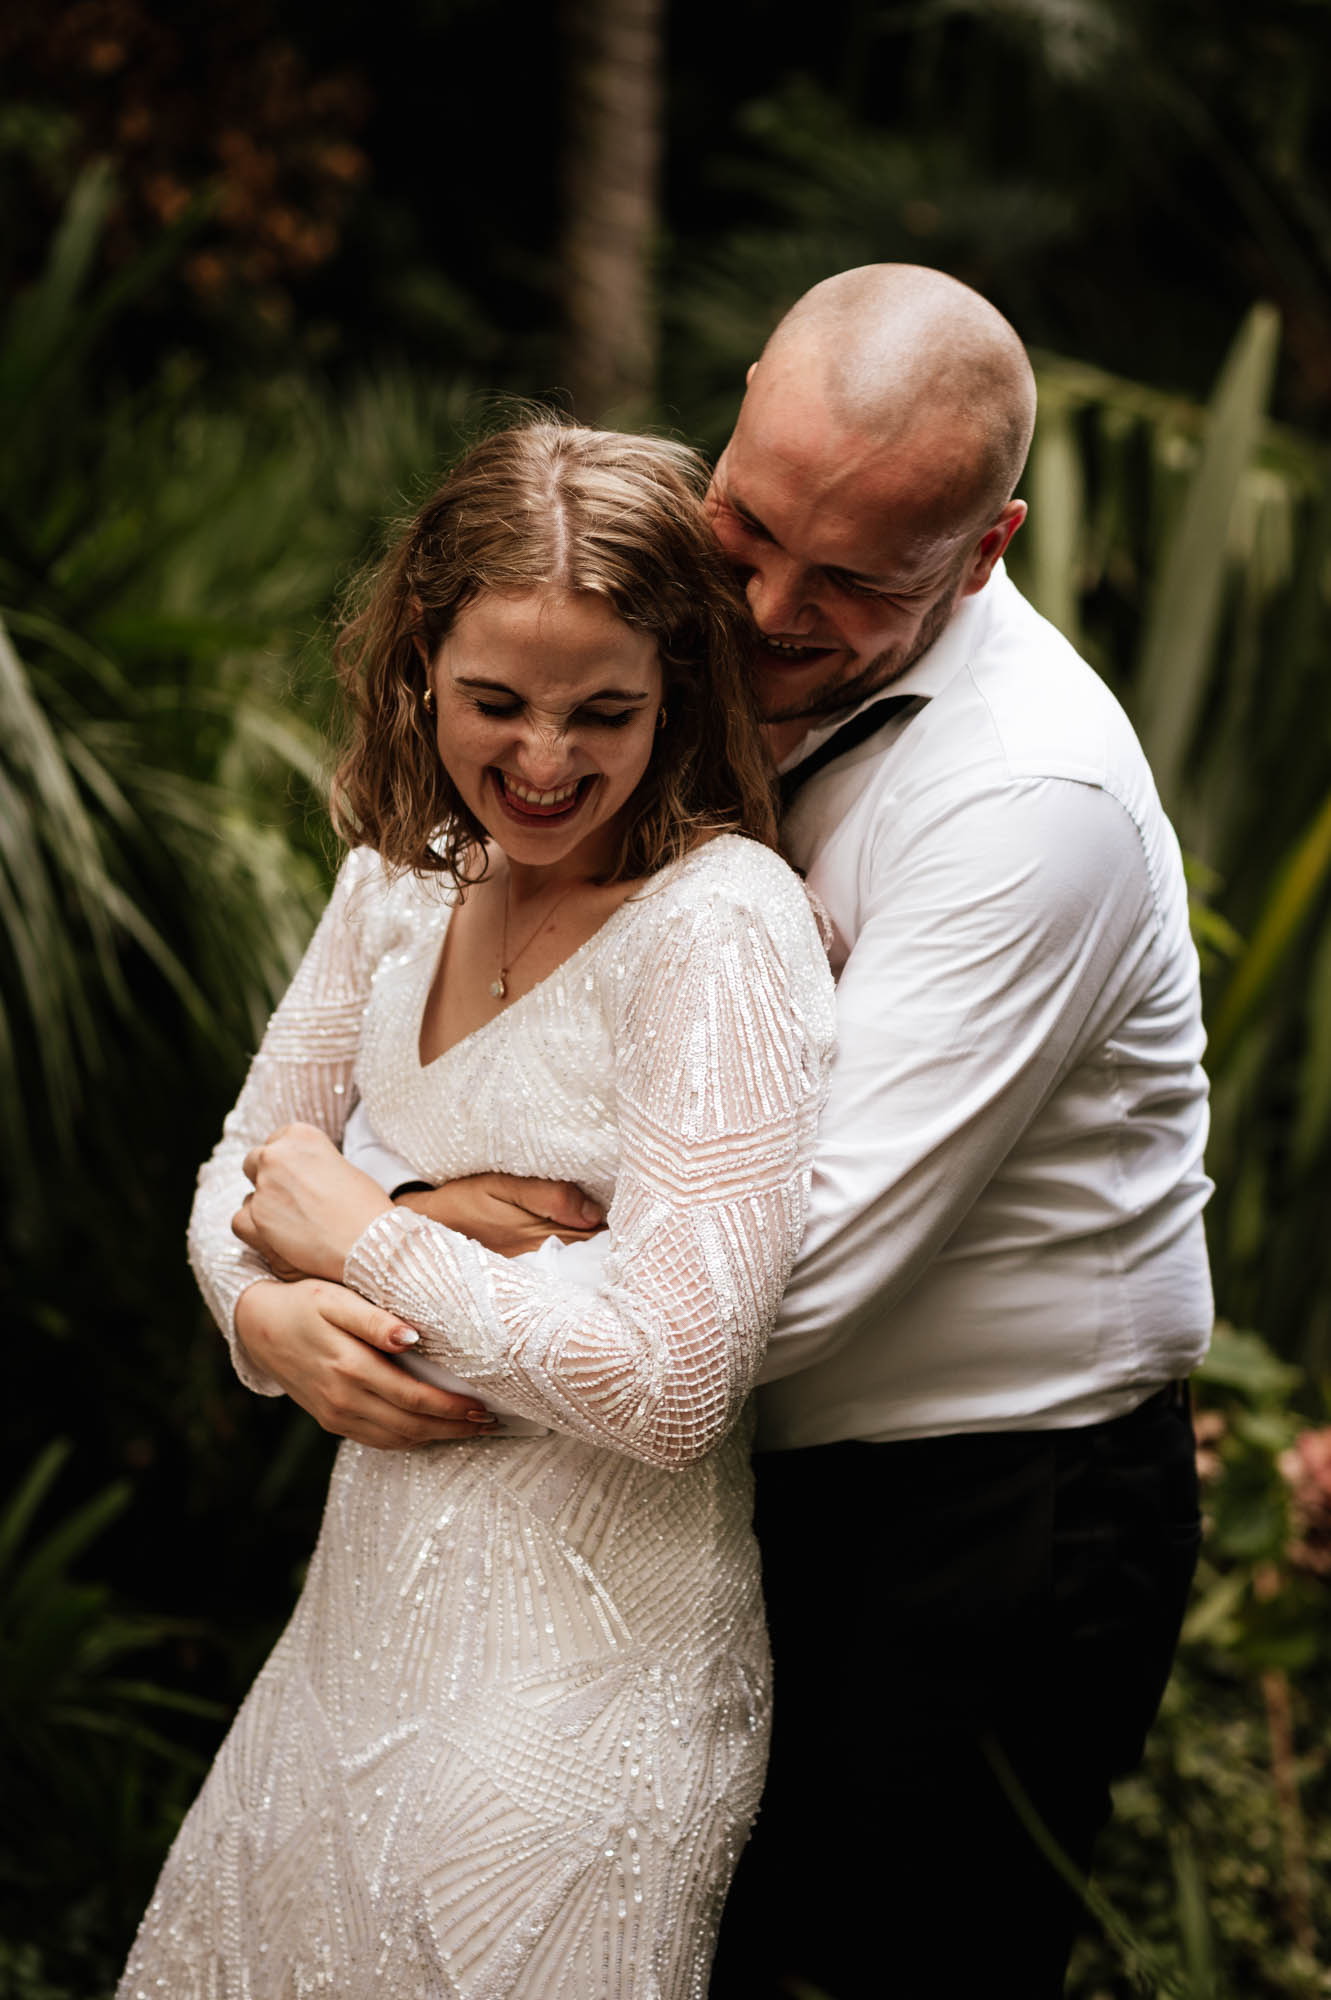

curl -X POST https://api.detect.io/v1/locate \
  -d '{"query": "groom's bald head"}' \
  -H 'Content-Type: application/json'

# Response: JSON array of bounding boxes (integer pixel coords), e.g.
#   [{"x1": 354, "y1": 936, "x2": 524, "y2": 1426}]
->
[
  {"x1": 707, "y1": 265, "x2": 1037, "y2": 731},
  {"x1": 758, "y1": 265, "x2": 1036, "y2": 537}
]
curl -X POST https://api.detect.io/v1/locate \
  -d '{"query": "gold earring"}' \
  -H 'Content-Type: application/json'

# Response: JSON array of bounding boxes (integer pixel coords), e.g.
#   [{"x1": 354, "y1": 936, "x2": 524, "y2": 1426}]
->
[
  {"x1": 656, "y1": 706, "x2": 667, "y2": 731},
  {"x1": 423, "y1": 685, "x2": 436, "y2": 714}
]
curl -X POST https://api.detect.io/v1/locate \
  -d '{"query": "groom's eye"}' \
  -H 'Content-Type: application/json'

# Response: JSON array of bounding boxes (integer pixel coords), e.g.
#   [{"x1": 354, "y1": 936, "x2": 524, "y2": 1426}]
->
[
  {"x1": 720, "y1": 495, "x2": 772, "y2": 544},
  {"x1": 826, "y1": 570, "x2": 890, "y2": 600}
]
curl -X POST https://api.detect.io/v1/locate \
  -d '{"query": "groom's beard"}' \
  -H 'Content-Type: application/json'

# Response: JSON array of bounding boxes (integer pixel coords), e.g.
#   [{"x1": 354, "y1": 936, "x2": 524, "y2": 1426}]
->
[{"x1": 759, "y1": 574, "x2": 963, "y2": 727}]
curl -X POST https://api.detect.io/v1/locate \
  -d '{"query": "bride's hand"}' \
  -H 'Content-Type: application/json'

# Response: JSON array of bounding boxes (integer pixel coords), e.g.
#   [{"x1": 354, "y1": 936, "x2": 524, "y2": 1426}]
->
[
  {"x1": 395, "y1": 1173, "x2": 606, "y2": 1257},
  {"x1": 234, "y1": 1278, "x2": 497, "y2": 1448},
  {"x1": 234, "y1": 1123, "x2": 392, "y2": 1281}
]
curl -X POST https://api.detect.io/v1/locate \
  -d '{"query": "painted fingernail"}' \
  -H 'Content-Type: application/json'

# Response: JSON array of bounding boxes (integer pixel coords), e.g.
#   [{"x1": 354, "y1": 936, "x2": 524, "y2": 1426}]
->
[
  {"x1": 466, "y1": 1410, "x2": 496, "y2": 1424},
  {"x1": 394, "y1": 1327, "x2": 420, "y2": 1347}
]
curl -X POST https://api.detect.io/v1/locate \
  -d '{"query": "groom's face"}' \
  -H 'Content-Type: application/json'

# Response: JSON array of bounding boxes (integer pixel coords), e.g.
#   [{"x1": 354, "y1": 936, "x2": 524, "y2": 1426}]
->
[{"x1": 707, "y1": 363, "x2": 1011, "y2": 727}]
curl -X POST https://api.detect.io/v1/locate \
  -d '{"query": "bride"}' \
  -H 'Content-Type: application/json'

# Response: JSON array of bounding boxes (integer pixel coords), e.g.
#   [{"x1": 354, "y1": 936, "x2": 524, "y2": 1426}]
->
[{"x1": 117, "y1": 421, "x2": 835, "y2": 2000}]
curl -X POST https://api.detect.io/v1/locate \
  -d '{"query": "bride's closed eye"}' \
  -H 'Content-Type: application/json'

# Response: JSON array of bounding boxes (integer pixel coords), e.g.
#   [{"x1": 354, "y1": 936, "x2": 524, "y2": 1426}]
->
[
  {"x1": 468, "y1": 696, "x2": 639, "y2": 729},
  {"x1": 579, "y1": 709, "x2": 639, "y2": 729}
]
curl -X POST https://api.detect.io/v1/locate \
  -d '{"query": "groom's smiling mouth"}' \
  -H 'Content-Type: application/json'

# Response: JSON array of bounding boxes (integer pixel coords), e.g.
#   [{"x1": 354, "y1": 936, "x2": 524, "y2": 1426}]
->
[{"x1": 756, "y1": 634, "x2": 839, "y2": 671}]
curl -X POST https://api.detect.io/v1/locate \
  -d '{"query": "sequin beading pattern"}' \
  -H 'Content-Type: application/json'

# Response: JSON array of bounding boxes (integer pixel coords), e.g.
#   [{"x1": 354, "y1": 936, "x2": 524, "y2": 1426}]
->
[{"x1": 120, "y1": 834, "x2": 836, "y2": 1999}]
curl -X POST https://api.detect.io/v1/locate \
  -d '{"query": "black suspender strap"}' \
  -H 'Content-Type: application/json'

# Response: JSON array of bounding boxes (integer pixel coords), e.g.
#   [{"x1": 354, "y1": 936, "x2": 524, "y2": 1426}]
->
[{"x1": 778, "y1": 693, "x2": 917, "y2": 811}]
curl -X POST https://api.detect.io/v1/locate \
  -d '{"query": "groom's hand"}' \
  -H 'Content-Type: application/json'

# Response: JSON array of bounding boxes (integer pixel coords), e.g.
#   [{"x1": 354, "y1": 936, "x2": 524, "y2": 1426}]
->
[
  {"x1": 234, "y1": 1279, "x2": 497, "y2": 1449},
  {"x1": 395, "y1": 1174, "x2": 606, "y2": 1257},
  {"x1": 235, "y1": 1123, "x2": 391, "y2": 1280}
]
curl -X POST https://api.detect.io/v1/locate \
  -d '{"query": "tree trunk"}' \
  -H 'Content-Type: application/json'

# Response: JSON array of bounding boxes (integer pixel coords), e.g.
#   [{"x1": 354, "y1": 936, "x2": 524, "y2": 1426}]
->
[{"x1": 560, "y1": 0, "x2": 662, "y2": 424}]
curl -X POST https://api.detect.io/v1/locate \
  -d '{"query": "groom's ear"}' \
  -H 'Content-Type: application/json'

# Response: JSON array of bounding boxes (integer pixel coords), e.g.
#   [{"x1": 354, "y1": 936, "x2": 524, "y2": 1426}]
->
[{"x1": 959, "y1": 499, "x2": 1026, "y2": 598}]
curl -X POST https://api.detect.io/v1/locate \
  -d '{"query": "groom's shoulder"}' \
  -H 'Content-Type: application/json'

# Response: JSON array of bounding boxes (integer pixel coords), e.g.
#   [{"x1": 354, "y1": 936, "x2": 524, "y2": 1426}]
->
[{"x1": 939, "y1": 573, "x2": 1156, "y2": 803}]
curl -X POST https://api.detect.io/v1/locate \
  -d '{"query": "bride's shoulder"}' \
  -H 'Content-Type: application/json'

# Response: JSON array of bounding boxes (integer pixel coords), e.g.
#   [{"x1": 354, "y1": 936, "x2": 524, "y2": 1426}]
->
[
  {"x1": 613, "y1": 837, "x2": 835, "y2": 1057},
  {"x1": 633, "y1": 834, "x2": 830, "y2": 962},
  {"x1": 667, "y1": 830, "x2": 812, "y2": 902},
  {"x1": 332, "y1": 844, "x2": 455, "y2": 948}
]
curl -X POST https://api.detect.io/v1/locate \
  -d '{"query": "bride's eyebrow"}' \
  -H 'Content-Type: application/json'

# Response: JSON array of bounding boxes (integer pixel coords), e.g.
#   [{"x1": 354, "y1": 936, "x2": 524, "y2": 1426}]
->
[{"x1": 452, "y1": 675, "x2": 653, "y2": 703}]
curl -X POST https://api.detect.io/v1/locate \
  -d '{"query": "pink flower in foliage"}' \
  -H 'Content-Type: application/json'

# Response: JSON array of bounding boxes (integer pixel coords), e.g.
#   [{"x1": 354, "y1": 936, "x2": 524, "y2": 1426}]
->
[
  {"x1": 1279, "y1": 1428, "x2": 1331, "y2": 1578},
  {"x1": 1194, "y1": 1408, "x2": 1226, "y2": 1485}
]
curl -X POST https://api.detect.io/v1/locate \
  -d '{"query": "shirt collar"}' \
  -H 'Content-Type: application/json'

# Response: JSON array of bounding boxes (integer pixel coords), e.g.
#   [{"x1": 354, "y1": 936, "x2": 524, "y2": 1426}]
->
[{"x1": 775, "y1": 560, "x2": 1003, "y2": 776}]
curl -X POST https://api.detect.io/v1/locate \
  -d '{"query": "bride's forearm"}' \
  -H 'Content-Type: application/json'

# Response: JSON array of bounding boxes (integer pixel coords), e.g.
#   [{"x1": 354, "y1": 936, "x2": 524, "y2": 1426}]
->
[{"x1": 233, "y1": 1276, "x2": 496, "y2": 1446}]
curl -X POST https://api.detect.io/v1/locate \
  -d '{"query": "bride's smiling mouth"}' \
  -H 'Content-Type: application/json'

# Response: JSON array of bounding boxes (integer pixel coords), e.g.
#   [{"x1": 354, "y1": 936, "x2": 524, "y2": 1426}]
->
[{"x1": 490, "y1": 769, "x2": 596, "y2": 823}]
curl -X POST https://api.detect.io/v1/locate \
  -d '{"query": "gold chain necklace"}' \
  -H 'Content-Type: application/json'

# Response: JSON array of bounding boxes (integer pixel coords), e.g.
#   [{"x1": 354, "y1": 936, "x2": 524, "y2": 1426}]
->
[{"x1": 491, "y1": 875, "x2": 582, "y2": 1000}]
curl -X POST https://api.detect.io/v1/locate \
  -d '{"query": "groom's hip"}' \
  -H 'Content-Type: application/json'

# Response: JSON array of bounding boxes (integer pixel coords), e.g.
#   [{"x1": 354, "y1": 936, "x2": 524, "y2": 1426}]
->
[
  {"x1": 751, "y1": 1383, "x2": 1201, "y2": 1771},
  {"x1": 710, "y1": 1389, "x2": 1200, "y2": 1997}
]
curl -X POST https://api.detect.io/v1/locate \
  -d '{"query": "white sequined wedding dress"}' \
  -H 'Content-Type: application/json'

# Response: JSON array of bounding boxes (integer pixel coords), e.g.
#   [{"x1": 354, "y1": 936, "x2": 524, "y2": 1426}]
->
[{"x1": 119, "y1": 834, "x2": 835, "y2": 2000}]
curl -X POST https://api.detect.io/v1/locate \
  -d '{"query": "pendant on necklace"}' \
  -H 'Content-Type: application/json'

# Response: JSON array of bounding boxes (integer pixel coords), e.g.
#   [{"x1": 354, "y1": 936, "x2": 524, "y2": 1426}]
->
[{"x1": 490, "y1": 971, "x2": 507, "y2": 999}]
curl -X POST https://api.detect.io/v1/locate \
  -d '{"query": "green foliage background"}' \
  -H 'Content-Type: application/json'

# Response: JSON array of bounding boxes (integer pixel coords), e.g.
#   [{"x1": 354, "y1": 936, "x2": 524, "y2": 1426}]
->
[{"x1": 2, "y1": 2, "x2": 1330, "y2": 1993}]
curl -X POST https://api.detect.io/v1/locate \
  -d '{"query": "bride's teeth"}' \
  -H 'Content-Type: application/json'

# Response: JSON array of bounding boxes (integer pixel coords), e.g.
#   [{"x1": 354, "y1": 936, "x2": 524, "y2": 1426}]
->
[{"x1": 503, "y1": 775, "x2": 580, "y2": 807}]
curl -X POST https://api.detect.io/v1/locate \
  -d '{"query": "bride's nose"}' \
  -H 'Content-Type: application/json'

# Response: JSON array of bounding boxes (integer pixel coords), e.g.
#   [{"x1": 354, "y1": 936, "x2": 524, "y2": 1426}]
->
[{"x1": 511, "y1": 718, "x2": 576, "y2": 788}]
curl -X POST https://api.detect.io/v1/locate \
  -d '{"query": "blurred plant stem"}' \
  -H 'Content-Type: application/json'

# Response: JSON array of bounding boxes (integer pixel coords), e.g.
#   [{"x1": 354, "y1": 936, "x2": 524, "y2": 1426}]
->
[
  {"x1": 559, "y1": 0, "x2": 663, "y2": 422},
  {"x1": 1259, "y1": 1664, "x2": 1313, "y2": 1957},
  {"x1": 1253, "y1": 1566, "x2": 1316, "y2": 1962}
]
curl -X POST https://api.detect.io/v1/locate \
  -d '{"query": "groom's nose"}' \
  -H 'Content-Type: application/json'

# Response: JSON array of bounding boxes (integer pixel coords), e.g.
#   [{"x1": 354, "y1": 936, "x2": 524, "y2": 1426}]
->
[{"x1": 743, "y1": 552, "x2": 819, "y2": 637}]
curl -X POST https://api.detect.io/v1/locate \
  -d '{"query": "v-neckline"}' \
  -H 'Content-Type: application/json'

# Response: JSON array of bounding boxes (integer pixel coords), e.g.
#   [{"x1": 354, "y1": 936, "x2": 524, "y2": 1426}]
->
[
  {"x1": 412, "y1": 877, "x2": 645, "y2": 1075},
  {"x1": 408, "y1": 833, "x2": 745, "y2": 1074}
]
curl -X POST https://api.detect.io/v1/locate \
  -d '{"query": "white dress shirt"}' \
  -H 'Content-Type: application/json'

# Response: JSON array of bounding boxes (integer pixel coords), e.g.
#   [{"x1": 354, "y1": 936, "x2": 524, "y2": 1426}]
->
[
  {"x1": 346, "y1": 564, "x2": 1213, "y2": 1449},
  {"x1": 752, "y1": 562, "x2": 1213, "y2": 1446}
]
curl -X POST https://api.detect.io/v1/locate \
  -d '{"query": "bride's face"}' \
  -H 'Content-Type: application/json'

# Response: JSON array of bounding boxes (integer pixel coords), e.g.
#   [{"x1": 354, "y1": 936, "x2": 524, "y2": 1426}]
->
[{"x1": 429, "y1": 587, "x2": 664, "y2": 877}]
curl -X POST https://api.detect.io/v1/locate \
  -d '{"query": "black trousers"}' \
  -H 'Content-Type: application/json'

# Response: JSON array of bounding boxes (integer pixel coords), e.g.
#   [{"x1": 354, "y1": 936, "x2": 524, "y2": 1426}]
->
[{"x1": 710, "y1": 1388, "x2": 1201, "y2": 2000}]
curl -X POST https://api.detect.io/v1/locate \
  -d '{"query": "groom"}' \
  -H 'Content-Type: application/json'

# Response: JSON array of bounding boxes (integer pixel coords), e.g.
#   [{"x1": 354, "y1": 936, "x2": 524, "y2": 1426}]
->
[
  {"x1": 244, "y1": 267, "x2": 1212, "y2": 1996},
  {"x1": 696, "y1": 268, "x2": 1209, "y2": 1999}
]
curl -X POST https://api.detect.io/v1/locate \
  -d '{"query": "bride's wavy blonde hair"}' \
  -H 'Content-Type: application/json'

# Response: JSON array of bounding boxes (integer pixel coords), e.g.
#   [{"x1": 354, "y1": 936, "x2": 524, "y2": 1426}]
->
[{"x1": 332, "y1": 421, "x2": 777, "y2": 885}]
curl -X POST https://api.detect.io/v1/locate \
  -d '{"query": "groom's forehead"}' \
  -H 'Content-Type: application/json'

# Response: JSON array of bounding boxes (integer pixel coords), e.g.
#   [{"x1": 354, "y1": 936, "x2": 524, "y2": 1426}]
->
[
  {"x1": 728, "y1": 372, "x2": 982, "y2": 558},
  {"x1": 720, "y1": 420, "x2": 957, "y2": 582}
]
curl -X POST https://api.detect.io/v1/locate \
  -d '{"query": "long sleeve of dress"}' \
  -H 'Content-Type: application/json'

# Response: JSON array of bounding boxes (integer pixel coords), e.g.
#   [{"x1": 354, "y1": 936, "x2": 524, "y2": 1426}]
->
[
  {"x1": 187, "y1": 847, "x2": 394, "y2": 1395},
  {"x1": 343, "y1": 854, "x2": 836, "y2": 1469}
]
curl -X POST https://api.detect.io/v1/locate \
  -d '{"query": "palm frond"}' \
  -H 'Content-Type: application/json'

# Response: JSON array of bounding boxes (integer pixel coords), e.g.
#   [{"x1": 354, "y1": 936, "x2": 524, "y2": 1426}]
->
[{"x1": 1133, "y1": 303, "x2": 1283, "y2": 815}]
